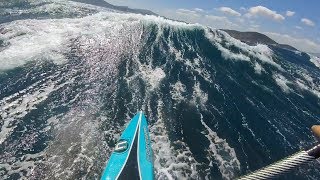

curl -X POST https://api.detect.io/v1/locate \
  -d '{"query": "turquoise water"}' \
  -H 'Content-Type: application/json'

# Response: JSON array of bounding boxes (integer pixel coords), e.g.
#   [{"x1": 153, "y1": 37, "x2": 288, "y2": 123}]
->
[{"x1": 1, "y1": 0, "x2": 320, "y2": 179}]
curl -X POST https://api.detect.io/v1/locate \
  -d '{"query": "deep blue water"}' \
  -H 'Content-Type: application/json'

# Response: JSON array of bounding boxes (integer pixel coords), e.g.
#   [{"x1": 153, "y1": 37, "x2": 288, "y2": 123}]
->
[{"x1": 1, "y1": 0, "x2": 320, "y2": 179}]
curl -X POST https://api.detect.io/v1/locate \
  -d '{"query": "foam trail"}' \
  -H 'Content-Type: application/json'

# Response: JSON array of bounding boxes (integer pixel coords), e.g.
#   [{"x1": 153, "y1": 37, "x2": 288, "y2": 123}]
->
[
  {"x1": 150, "y1": 100, "x2": 200, "y2": 179},
  {"x1": 199, "y1": 113, "x2": 240, "y2": 179},
  {"x1": 192, "y1": 81, "x2": 208, "y2": 106}
]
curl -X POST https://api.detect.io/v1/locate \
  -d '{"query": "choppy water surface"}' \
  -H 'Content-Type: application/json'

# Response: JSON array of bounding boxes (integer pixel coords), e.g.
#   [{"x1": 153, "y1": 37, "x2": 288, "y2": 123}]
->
[{"x1": 1, "y1": 0, "x2": 320, "y2": 179}]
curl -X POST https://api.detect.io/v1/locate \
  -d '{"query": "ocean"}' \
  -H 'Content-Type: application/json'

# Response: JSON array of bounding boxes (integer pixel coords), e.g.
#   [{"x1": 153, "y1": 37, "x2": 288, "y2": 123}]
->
[{"x1": 1, "y1": 0, "x2": 320, "y2": 179}]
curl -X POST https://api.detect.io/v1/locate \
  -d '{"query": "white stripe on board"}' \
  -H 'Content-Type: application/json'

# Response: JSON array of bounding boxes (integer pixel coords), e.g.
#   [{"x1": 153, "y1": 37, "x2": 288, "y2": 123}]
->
[{"x1": 137, "y1": 111, "x2": 143, "y2": 180}]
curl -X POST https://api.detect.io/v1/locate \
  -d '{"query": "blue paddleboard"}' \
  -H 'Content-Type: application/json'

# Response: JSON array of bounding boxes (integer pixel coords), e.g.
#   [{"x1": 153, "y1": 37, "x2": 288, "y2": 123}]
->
[{"x1": 101, "y1": 112, "x2": 154, "y2": 180}]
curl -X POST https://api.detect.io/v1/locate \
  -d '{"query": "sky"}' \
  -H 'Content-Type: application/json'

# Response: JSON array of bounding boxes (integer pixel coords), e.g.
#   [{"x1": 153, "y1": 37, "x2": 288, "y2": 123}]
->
[{"x1": 106, "y1": 0, "x2": 320, "y2": 53}]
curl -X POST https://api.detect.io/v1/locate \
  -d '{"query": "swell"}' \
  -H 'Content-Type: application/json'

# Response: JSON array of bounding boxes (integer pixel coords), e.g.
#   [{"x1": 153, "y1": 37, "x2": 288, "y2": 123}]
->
[{"x1": 0, "y1": 7, "x2": 320, "y2": 180}]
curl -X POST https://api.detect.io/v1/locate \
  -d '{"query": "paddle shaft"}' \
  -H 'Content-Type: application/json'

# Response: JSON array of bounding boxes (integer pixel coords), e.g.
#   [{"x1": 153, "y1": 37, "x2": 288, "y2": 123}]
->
[{"x1": 238, "y1": 144, "x2": 320, "y2": 180}]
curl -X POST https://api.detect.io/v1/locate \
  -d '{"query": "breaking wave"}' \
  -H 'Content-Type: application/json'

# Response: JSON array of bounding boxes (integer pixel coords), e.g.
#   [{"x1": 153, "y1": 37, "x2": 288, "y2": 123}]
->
[{"x1": 1, "y1": 1, "x2": 320, "y2": 179}]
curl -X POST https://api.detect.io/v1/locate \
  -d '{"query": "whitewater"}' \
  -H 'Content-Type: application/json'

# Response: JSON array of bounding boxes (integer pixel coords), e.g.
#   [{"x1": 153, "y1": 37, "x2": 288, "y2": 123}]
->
[{"x1": 1, "y1": 0, "x2": 320, "y2": 179}]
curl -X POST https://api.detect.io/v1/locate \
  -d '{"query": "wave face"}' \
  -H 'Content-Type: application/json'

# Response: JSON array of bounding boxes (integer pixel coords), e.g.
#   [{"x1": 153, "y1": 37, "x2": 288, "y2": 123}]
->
[{"x1": 1, "y1": 1, "x2": 320, "y2": 179}]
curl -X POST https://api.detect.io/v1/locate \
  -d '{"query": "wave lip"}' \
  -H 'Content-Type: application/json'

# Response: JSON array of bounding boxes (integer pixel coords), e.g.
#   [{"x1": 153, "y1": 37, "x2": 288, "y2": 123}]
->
[{"x1": 1, "y1": 1, "x2": 320, "y2": 180}]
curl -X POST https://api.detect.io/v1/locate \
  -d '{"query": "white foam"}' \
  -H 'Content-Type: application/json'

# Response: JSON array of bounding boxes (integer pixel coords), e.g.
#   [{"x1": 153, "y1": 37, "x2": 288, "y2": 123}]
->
[
  {"x1": 205, "y1": 29, "x2": 283, "y2": 71},
  {"x1": 0, "y1": 11, "x2": 165, "y2": 71},
  {"x1": 199, "y1": 113, "x2": 240, "y2": 179},
  {"x1": 0, "y1": 20, "x2": 64, "y2": 70},
  {"x1": 150, "y1": 100, "x2": 200, "y2": 179},
  {"x1": 273, "y1": 74, "x2": 291, "y2": 93},
  {"x1": 294, "y1": 50, "x2": 302, "y2": 56},
  {"x1": 192, "y1": 81, "x2": 208, "y2": 106},
  {"x1": 170, "y1": 81, "x2": 186, "y2": 102},
  {"x1": 295, "y1": 79, "x2": 320, "y2": 98},
  {"x1": 0, "y1": 151, "x2": 45, "y2": 179},
  {"x1": 46, "y1": 112, "x2": 101, "y2": 179},
  {"x1": 296, "y1": 79, "x2": 309, "y2": 91},
  {"x1": 300, "y1": 72, "x2": 314, "y2": 83},
  {"x1": 271, "y1": 70, "x2": 320, "y2": 99},
  {"x1": 218, "y1": 45, "x2": 250, "y2": 62},
  {"x1": 167, "y1": 42, "x2": 213, "y2": 83},
  {"x1": 1, "y1": 0, "x2": 111, "y2": 17},
  {"x1": 309, "y1": 55, "x2": 320, "y2": 69},
  {"x1": 254, "y1": 62, "x2": 264, "y2": 74},
  {"x1": 140, "y1": 66, "x2": 166, "y2": 90},
  {"x1": 204, "y1": 31, "x2": 250, "y2": 62},
  {"x1": 138, "y1": 13, "x2": 201, "y2": 29},
  {"x1": 0, "y1": 75, "x2": 75, "y2": 144}
]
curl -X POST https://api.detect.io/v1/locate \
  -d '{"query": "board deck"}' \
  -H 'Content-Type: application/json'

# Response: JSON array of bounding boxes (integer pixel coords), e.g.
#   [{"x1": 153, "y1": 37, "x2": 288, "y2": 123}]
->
[{"x1": 101, "y1": 112, "x2": 153, "y2": 180}]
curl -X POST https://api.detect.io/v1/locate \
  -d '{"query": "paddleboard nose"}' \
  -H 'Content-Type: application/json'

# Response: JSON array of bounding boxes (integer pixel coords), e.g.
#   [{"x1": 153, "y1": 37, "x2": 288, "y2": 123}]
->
[{"x1": 101, "y1": 112, "x2": 153, "y2": 180}]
